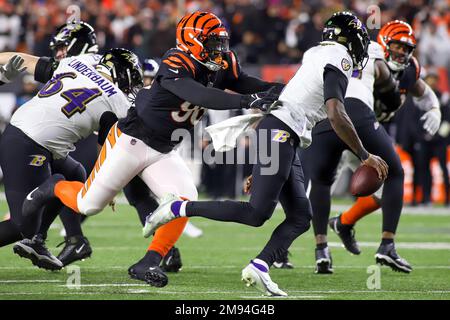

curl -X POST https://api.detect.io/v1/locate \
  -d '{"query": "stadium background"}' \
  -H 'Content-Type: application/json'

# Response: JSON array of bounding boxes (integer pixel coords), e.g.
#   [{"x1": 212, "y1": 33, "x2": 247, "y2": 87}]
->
[{"x1": 0, "y1": 0, "x2": 449, "y2": 204}]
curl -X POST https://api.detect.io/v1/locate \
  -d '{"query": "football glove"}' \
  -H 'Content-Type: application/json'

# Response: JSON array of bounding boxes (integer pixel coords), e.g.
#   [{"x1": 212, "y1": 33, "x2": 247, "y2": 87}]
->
[
  {"x1": 242, "y1": 87, "x2": 281, "y2": 113},
  {"x1": 0, "y1": 55, "x2": 27, "y2": 84},
  {"x1": 421, "y1": 107, "x2": 441, "y2": 136}
]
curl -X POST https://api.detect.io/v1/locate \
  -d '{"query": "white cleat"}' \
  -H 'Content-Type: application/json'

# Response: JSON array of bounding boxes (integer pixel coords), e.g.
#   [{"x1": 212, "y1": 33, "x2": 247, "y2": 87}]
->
[
  {"x1": 183, "y1": 221, "x2": 203, "y2": 238},
  {"x1": 241, "y1": 260, "x2": 288, "y2": 297},
  {"x1": 142, "y1": 193, "x2": 180, "y2": 238}
]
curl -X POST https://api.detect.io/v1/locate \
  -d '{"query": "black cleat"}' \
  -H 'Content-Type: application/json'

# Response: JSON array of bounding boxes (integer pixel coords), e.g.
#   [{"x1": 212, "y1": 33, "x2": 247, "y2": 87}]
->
[
  {"x1": 128, "y1": 255, "x2": 169, "y2": 287},
  {"x1": 161, "y1": 247, "x2": 182, "y2": 272},
  {"x1": 272, "y1": 249, "x2": 294, "y2": 269},
  {"x1": 329, "y1": 215, "x2": 361, "y2": 255},
  {"x1": 13, "y1": 234, "x2": 63, "y2": 271},
  {"x1": 144, "y1": 265, "x2": 169, "y2": 287},
  {"x1": 315, "y1": 247, "x2": 333, "y2": 274},
  {"x1": 22, "y1": 174, "x2": 65, "y2": 219},
  {"x1": 375, "y1": 242, "x2": 412, "y2": 273},
  {"x1": 128, "y1": 259, "x2": 149, "y2": 282},
  {"x1": 57, "y1": 235, "x2": 92, "y2": 266}
]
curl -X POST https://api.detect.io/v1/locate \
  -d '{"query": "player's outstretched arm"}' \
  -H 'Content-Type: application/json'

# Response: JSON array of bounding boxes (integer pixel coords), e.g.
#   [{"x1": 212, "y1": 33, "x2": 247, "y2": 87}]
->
[
  {"x1": 161, "y1": 77, "x2": 278, "y2": 112},
  {"x1": 410, "y1": 78, "x2": 441, "y2": 135},
  {"x1": 0, "y1": 52, "x2": 39, "y2": 83}
]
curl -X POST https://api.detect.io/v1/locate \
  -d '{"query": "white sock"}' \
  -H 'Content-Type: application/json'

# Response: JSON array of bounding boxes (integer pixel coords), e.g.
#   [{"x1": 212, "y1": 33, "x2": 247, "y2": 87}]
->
[
  {"x1": 179, "y1": 201, "x2": 188, "y2": 217},
  {"x1": 252, "y1": 258, "x2": 269, "y2": 272}
]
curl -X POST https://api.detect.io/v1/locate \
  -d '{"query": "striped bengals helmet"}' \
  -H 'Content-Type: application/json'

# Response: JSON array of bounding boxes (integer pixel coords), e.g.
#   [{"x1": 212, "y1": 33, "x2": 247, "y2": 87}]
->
[
  {"x1": 377, "y1": 20, "x2": 416, "y2": 71},
  {"x1": 176, "y1": 11, "x2": 229, "y2": 71}
]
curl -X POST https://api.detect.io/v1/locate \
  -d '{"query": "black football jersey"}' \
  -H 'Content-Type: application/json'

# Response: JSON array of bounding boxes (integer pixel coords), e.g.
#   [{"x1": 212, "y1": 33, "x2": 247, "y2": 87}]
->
[
  {"x1": 118, "y1": 48, "x2": 258, "y2": 153},
  {"x1": 397, "y1": 56, "x2": 421, "y2": 95}
]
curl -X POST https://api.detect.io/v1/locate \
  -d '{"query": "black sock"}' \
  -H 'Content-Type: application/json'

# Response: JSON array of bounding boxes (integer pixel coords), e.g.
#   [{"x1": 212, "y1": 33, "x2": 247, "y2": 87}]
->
[
  {"x1": 381, "y1": 238, "x2": 394, "y2": 245},
  {"x1": 38, "y1": 199, "x2": 63, "y2": 239},
  {"x1": 59, "y1": 207, "x2": 83, "y2": 237},
  {"x1": 134, "y1": 200, "x2": 159, "y2": 226},
  {"x1": 316, "y1": 242, "x2": 328, "y2": 250},
  {"x1": 0, "y1": 220, "x2": 22, "y2": 247},
  {"x1": 143, "y1": 250, "x2": 163, "y2": 266}
]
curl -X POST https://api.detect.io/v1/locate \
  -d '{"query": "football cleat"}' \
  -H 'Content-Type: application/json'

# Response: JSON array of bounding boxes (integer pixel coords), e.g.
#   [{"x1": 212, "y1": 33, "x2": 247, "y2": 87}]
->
[
  {"x1": 22, "y1": 174, "x2": 65, "y2": 219},
  {"x1": 375, "y1": 242, "x2": 412, "y2": 273},
  {"x1": 128, "y1": 257, "x2": 151, "y2": 282},
  {"x1": 315, "y1": 246, "x2": 334, "y2": 274},
  {"x1": 56, "y1": 235, "x2": 92, "y2": 266},
  {"x1": 329, "y1": 214, "x2": 361, "y2": 255},
  {"x1": 144, "y1": 266, "x2": 169, "y2": 288},
  {"x1": 182, "y1": 221, "x2": 203, "y2": 238},
  {"x1": 13, "y1": 234, "x2": 63, "y2": 271},
  {"x1": 272, "y1": 249, "x2": 294, "y2": 269},
  {"x1": 142, "y1": 193, "x2": 180, "y2": 238},
  {"x1": 161, "y1": 247, "x2": 182, "y2": 272},
  {"x1": 241, "y1": 260, "x2": 287, "y2": 297}
]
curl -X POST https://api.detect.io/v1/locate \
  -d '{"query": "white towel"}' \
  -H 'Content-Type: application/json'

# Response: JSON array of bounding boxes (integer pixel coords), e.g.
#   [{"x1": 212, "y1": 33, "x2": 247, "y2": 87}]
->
[{"x1": 205, "y1": 113, "x2": 263, "y2": 152}]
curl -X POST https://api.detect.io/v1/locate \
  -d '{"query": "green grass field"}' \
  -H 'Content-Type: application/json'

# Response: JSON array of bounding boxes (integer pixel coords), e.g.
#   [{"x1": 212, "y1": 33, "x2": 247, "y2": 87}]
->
[{"x1": 0, "y1": 197, "x2": 449, "y2": 300}]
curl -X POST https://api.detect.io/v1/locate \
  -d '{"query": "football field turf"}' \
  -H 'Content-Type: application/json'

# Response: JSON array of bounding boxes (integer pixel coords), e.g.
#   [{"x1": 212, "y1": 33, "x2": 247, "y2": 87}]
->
[{"x1": 0, "y1": 197, "x2": 449, "y2": 300}]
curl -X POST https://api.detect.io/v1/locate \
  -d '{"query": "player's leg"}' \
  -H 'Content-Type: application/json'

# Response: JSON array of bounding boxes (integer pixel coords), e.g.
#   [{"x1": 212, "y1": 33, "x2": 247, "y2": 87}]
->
[
  {"x1": 143, "y1": 115, "x2": 298, "y2": 296},
  {"x1": 130, "y1": 151, "x2": 197, "y2": 287},
  {"x1": 353, "y1": 122, "x2": 411, "y2": 272},
  {"x1": 49, "y1": 155, "x2": 92, "y2": 266},
  {"x1": 435, "y1": 142, "x2": 450, "y2": 205},
  {"x1": 58, "y1": 135, "x2": 97, "y2": 235},
  {"x1": 123, "y1": 176, "x2": 158, "y2": 226},
  {"x1": 0, "y1": 124, "x2": 62, "y2": 269},
  {"x1": 304, "y1": 127, "x2": 348, "y2": 273},
  {"x1": 254, "y1": 150, "x2": 312, "y2": 265},
  {"x1": 23, "y1": 124, "x2": 144, "y2": 218}
]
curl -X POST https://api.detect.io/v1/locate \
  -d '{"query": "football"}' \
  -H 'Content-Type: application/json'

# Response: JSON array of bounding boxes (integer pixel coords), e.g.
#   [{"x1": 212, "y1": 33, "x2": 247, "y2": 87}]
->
[{"x1": 350, "y1": 164, "x2": 384, "y2": 197}]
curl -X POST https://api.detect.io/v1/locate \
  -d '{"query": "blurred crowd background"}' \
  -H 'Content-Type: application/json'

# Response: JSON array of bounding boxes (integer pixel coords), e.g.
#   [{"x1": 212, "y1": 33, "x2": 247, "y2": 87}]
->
[
  {"x1": 0, "y1": 0, "x2": 448, "y2": 66},
  {"x1": 0, "y1": 0, "x2": 449, "y2": 205}
]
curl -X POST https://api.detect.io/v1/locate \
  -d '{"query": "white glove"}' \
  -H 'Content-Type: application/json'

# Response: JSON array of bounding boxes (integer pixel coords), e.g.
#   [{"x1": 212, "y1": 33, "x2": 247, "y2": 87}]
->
[
  {"x1": 421, "y1": 108, "x2": 441, "y2": 136},
  {"x1": 0, "y1": 55, "x2": 27, "y2": 83}
]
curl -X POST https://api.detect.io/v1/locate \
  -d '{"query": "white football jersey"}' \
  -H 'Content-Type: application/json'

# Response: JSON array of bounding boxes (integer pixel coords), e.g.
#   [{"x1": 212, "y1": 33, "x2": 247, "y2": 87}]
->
[
  {"x1": 11, "y1": 54, "x2": 131, "y2": 159},
  {"x1": 345, "y1": 42, "x2": 385, "y2": 110},
  {"x1": 271, "y1": 42, "x2": 353, "y2": 147}
]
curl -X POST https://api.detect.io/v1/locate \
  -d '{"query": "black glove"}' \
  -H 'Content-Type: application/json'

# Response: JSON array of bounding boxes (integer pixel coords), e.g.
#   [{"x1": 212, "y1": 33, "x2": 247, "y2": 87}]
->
[
  {"x1": 241, "y1": 87, "x2": 280, "y2": 112},
  {"x1": 374, "y1": 99, "x2": 395, "y2": 122}
]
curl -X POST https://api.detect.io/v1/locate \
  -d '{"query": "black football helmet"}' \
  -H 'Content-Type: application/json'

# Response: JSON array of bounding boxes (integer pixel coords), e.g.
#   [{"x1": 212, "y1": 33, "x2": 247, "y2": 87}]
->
[
  {"x1": 50, "y1": 21, "x2": 98, "y2": 58},
  {"x1": 96, "y1": 48, "x2": 144, "y2": 101},
  {"x1": 322, "y1": 12, "x2": 370, "y2": 70}
]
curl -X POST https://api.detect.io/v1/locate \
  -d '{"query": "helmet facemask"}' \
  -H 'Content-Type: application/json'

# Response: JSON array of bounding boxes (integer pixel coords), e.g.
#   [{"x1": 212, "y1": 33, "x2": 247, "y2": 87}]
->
[
  {"x1": 201, "y1": 33, "x2": 230, "y2": 71},
  {"x1": 349, "y1": 31, "x2": 370, "y2": 70}
]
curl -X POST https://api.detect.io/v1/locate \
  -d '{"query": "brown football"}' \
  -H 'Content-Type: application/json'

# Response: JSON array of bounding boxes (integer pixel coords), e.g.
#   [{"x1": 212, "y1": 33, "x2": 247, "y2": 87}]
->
[{"x1": 350, "y1": 164, "x2": 384, "y2": 197}]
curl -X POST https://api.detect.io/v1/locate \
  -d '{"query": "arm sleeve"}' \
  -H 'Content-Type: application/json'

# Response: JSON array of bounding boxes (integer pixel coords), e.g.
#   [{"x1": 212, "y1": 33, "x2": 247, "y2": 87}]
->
[
  {"x1": 224, "y1": 51, "x2": 284, "y2": 94},
  {"x1": 34, "y1": 57, "x2": 59, "y2": 83},
  {"x1": 374, "y1": 61, "x2": 402, "y2": 112},
  {"x1": 161, "y1": 77, "x2": 245, "y2": 110},
  {"x1": 323, "y1": 64, "x2": 349, "y2": 103},
  {"x1": 98, "y1": 111, "x2": 118, "y2": 145},
  {"x1": 231, "y1": 73, "x2": 284, "y2": 95}
]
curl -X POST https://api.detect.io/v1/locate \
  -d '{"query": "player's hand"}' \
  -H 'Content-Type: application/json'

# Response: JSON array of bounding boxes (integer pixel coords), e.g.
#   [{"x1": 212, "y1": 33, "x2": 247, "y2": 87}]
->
[
  {"x1": 362, "y1": 154, "x2": 388, "y2": 180},
  {"x1": 243, "y1": 87, "x2": 280, "y2": 112},
  {"x1": 421, "y1": 108, "x2": 441, "y2": 136},
  {"x1": 243, "y1": 175, "x2": 252, "y2": 194},
  {"x1": 0, "y1": 55, "x2": 27, "y2": 83}
]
